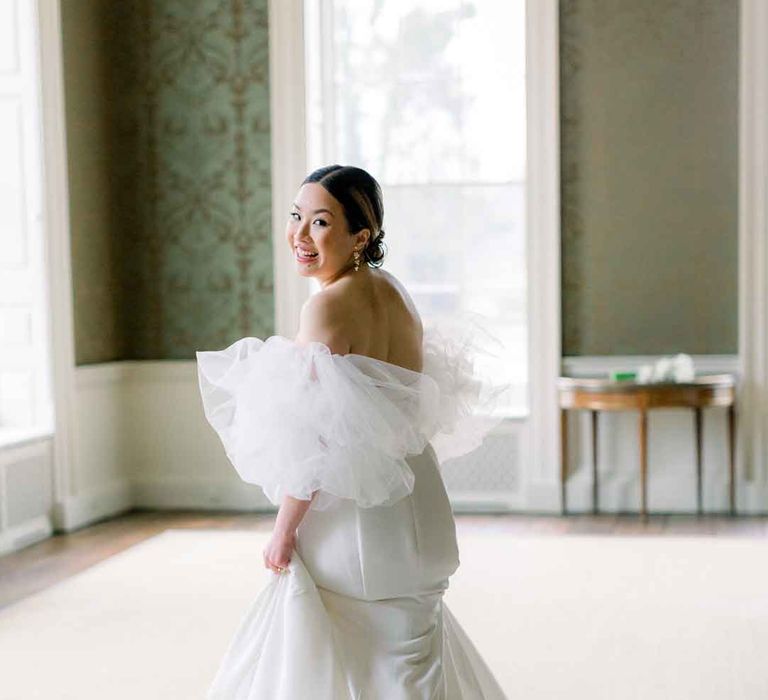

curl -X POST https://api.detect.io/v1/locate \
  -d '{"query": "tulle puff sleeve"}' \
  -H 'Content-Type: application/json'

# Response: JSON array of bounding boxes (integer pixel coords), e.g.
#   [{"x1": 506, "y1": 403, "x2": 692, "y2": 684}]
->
[
  {"x1": 420, "y1": 312, "x2": 512, "y2": 463},
  {"x1": 196, "y1": 312, "x2": 512, "y2": 512}
]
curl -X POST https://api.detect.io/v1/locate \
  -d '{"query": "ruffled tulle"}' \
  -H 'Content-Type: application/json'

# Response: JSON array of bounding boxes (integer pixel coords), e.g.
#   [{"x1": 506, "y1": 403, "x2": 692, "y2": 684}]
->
[
  {"x1": 196, "y1": 311, "x2": 511, "y2": 511},
  {"x1": 421, "y1": 312, "x2": 512, "y2": 463}
]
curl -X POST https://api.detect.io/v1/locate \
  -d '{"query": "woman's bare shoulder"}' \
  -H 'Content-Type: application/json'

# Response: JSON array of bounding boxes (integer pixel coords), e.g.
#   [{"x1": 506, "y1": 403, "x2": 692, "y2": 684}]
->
[
  {"x1": 296, "y1": 289, "x2": 353, "y2": 354},
  {"x1": 299, "y1": 269, "x2": 422, "y2": 362}
]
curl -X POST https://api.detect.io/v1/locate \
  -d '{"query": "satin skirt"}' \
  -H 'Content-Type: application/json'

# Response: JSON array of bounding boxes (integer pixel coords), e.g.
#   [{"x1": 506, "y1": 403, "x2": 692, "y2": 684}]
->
[{"x1": 206, "y1": 443, "x2": 507, "y2": 699}]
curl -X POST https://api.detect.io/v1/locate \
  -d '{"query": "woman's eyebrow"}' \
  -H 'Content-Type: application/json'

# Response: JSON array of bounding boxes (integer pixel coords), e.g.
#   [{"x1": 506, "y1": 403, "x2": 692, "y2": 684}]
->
[{"x1": 292, "y1": 203, "x2": 335, "y2": 216}]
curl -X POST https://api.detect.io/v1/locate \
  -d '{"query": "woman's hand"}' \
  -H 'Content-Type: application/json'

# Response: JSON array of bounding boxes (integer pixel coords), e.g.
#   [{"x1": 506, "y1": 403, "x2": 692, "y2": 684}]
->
[
  {"x1": 263, "y1": 492, "x2": 315, "y2": 574},
  {"x1": 263, "y1": 529, "x2": 296, "y2": 574}
]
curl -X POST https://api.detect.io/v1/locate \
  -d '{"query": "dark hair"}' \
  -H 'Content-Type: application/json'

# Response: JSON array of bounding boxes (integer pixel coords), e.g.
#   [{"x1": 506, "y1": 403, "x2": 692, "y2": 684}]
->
[{"x1": 302, "y1": 164, "x2": 387, "y2": 268}]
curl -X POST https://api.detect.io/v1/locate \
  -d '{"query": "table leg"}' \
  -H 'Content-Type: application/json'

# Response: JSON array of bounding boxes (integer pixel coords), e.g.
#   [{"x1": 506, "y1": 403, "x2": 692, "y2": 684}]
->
[
  {"x1": 640, "y1": 410, "x2": 648, "y2": 521},
  {"x1": 728, "y1": 404, "x2": 736, "y2": 516},
  {"x1": 560, "y1": 408, "x2": 568, "y2": 515},
  {"x1": 591, "y1": 410, "x2": 599, "y2": 514},
  {"x1": 694, "y1": 407, "x2": 703, "y2": 516}
]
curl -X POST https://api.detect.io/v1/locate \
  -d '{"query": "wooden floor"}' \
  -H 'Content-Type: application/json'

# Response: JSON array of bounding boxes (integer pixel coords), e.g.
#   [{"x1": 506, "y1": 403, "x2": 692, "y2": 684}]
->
[{"x1": 1, "y1": 509, "x2": 766, "y2": 611}]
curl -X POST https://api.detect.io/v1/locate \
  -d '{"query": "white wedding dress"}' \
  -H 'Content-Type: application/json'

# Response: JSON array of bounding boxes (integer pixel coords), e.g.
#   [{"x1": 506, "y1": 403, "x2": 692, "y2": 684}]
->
[{"x1": 196, "y1": 314, "x2": 509, "y2": 699}]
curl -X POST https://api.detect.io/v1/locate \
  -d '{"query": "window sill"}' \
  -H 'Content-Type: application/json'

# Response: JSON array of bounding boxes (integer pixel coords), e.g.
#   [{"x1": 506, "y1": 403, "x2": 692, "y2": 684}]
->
[{"x1": 0, "y1": 426, "x2": 54, "y2": 450}]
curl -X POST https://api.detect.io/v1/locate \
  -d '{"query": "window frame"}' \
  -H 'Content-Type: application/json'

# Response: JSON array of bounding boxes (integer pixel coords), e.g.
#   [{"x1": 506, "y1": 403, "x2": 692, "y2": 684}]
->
[{"x1": 269, "y1": 0, "x2": 562, "y2": 509}]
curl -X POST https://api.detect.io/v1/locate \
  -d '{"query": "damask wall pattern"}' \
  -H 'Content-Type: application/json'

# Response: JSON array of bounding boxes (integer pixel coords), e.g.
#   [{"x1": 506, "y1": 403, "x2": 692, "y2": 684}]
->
[
  {"x1": 124, "y1": 0, "x2": 273, "y2": 361},
  {"x1": 65, "y1": 0, "x2": 273, "y2": 363},
  {"x1": 559, "y1": 0, "x2": 738, "y2": 356}
]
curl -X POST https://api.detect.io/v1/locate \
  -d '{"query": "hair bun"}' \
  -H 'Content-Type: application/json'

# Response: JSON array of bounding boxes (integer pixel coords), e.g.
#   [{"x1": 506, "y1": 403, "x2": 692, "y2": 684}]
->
[{"x1": 363, "y1": 228, "x2": 386, "y2": 268}]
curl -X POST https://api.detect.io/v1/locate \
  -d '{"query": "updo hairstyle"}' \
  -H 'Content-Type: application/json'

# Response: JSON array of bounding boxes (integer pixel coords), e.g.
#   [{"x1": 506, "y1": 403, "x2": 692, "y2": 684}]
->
[{"x1": 302, "y1": 165, "x2": 387, "y2": 268}]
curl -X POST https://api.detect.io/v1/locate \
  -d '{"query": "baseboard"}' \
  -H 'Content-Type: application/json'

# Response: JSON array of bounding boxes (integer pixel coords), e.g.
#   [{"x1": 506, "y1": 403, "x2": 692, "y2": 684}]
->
[
  {"x1": 523, "y1": 474, "x2": 768, "y2": 515},
  {"x1": 52, "y1": 479, "x2": 134, "y2": 533}
]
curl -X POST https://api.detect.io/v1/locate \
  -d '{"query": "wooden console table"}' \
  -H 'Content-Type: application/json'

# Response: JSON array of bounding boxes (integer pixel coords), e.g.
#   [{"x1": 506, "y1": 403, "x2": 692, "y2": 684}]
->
[{"x1": 557, "y1": 374, "x2": 737, "y2": 519}]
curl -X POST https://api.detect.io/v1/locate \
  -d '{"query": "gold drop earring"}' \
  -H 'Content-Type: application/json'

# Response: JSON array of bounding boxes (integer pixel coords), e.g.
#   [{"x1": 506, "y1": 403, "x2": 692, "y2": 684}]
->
[{"x1": 353, "y1": 249, "x2": 361, "y2": 272}]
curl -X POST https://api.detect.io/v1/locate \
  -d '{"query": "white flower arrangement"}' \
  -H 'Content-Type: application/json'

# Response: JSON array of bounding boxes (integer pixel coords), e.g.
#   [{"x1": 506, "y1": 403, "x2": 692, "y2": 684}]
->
[{"x1": 636, "y1": 353, "x2": 695, "y2": 384}]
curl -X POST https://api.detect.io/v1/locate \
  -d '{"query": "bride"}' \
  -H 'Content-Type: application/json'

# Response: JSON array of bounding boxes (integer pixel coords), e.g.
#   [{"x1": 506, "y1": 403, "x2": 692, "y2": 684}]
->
[{"x1": 196, "y1": 164, "x2": 509, "y2": 699}]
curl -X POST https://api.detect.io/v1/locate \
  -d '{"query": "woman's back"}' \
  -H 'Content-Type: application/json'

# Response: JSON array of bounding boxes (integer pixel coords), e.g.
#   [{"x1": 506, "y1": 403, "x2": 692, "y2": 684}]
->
[{"x1": 312, "y1": 267, "x2": 424, "y2": 373}]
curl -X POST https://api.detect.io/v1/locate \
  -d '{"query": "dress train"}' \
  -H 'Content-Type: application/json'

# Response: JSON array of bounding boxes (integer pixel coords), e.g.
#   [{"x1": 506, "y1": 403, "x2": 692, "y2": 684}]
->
[{"x1": 206, "y1": 550, "x2": 506, "y2": 699}]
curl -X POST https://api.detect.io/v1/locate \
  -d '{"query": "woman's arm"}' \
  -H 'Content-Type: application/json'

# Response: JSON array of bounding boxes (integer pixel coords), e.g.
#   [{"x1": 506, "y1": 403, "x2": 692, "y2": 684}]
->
[
  {"x1": 264, "y1": 291, "x2": 351, "y2": 573},
  {"x1": 275, "y1": 492, "x2": 316, "y2": 535},
  {"x1": 263, "y1": 492, "x2": 317, "y2": 574}
]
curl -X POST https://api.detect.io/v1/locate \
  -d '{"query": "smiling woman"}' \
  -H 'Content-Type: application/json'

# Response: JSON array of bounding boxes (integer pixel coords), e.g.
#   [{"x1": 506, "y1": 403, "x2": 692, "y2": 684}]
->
[
  {"x1": 196, "y1": 164, "x2": 510, "y2": 697},
  {"x1": 286, "y1": 164, "x2": 387, "y2": 289}
]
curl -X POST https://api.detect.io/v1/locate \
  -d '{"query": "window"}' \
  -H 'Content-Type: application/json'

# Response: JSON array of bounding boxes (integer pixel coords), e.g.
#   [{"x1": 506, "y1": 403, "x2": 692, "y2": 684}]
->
[
  {"x1": 0, "y1": 0, "x2": 52, "y2": 443},
  {"x1": 304, "y1": 0, "x2": 528, "y2": 417}
]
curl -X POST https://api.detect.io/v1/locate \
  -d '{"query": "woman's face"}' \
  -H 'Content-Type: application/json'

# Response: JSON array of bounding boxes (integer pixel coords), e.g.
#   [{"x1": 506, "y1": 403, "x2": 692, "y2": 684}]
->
[{"x1": 285, "y1": 183, "x2": 369, "y2": 286}]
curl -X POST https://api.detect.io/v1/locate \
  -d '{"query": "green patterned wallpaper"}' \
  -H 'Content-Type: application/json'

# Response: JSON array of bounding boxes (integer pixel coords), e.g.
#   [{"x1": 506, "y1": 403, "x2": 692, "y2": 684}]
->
[
  {"x1": 559, "y1": 0, "x2": 739, "y2": 356},
  {"x1": 63, "y1": 0, "x2": 273, "y2": 364}
]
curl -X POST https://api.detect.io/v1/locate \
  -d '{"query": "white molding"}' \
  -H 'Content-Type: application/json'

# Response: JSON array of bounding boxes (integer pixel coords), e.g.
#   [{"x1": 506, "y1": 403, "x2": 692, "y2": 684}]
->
[
  {"x1": 268, "y1": 0, "x2": 311, "y2": 339},
  {"x1": 0, "y1": 514, "x2": 53, "y2": 556},
  {"x1": 0, "y1": 436, "x2": 53, "y2": 555},
  {"x1": 562, "y1": 355, "x2": 739, "y2": 377},
  {"x1": 524, "y1": 0, "x2": 562, "y2": 495},
  {"x1": 738, "y1": 0, "x2": 768, "y2": 491},
  {"x1": 36, "y1": 0, "x2": 78, "y2": 530},
  {"x1": 0, "y1": 434, "x2": 50, "y2": 467},
  {"x1": 0, "y1": 426, "x2": 53, "y2": 450}
]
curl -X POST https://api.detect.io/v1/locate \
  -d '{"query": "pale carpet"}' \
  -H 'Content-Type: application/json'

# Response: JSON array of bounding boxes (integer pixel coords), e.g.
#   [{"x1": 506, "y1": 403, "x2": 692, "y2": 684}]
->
[{"x1": 0, "y1": 529, "x2": 766, "y2": 699}]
